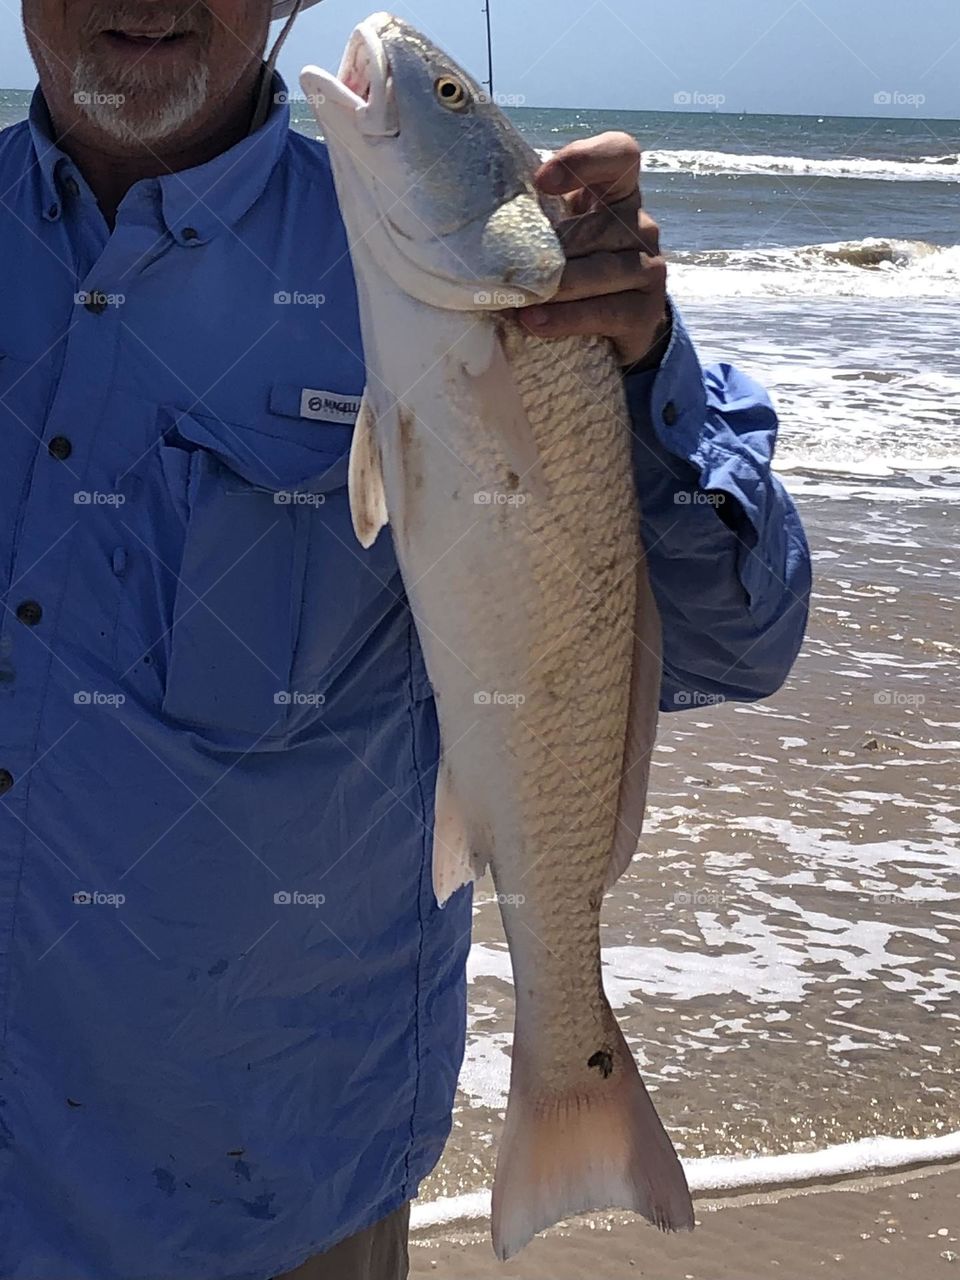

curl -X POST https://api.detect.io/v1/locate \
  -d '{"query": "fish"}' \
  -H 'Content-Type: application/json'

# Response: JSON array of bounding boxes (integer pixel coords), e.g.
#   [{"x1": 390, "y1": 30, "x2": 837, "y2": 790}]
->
[{"x1": 302, "y1": 13, "x2": 694, "y2": 1260}]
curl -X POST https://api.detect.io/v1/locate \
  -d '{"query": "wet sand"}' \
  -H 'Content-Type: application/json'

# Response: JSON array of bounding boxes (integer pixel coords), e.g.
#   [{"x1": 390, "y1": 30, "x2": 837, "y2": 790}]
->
[
  {"x1": 410, "y1": 1163, "x2": 960, "y2": 1278},
  {"x1": 416, "y1": 479, "x2": 960, "y2": 1218}
]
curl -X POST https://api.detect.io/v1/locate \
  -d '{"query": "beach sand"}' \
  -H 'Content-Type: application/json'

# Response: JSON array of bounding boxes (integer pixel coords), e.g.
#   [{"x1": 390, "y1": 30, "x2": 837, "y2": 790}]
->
[
  {"x1": 410, "y1": 1163, "x2": 960, "y2": 1278},
  {"x1": 413, "y1": 480, "x2": 959, "y2": 1268}
]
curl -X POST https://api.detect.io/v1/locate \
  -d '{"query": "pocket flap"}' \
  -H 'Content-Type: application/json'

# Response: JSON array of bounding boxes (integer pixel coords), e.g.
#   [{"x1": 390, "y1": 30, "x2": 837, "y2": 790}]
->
[{"x1": 169, "y1": 410, "x2": 350, "y2": 495}]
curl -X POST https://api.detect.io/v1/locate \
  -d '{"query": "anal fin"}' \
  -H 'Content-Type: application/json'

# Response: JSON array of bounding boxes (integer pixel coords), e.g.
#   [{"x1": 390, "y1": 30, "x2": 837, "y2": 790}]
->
[{"x1": 606, "y1": 564, "x2": 663, "y2": 888}]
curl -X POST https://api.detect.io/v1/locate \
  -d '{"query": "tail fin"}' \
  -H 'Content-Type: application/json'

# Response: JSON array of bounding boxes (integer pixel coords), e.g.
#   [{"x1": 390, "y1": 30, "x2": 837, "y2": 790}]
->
[{"x1": 490, "y1": 1015, "x2": 694, "y2": 1260}]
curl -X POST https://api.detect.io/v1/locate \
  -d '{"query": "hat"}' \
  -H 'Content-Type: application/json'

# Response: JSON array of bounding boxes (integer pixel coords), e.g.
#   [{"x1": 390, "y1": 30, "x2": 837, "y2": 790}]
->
[{"x1": 272, "y1": 0, "x2": 323, "y2": 17}]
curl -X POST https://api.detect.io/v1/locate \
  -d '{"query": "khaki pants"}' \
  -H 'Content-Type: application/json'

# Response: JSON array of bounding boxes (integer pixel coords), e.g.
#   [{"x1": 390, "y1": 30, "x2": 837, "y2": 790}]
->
[{"x1": 275, "y1": 1204, "x2": 411, "y2": 1280}]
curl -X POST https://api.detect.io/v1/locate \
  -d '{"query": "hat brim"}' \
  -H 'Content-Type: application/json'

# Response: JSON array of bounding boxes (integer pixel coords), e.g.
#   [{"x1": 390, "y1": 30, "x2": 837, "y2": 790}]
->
[{"x1": 272, "y1": 0, "x2": 323, "y2": 17}]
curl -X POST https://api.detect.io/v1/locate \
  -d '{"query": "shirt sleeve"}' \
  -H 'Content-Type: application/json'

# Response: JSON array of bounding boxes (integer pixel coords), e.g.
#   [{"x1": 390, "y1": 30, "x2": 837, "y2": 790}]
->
[{"x1": 624, "y1": 300, "x2": 811, "y2": 713}]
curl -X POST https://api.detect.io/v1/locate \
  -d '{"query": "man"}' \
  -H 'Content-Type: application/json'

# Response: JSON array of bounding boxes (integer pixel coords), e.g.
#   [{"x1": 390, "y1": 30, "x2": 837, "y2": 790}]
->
[{"x1": 0, "y1": 0, "x2": 810, "y2": 1276}]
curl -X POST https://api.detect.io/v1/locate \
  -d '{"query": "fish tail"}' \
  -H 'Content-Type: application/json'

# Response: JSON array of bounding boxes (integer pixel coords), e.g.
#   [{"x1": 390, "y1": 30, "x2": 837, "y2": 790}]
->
[{"x1": 490, "y1": 1009, "x2": 694, "y2": 1260}]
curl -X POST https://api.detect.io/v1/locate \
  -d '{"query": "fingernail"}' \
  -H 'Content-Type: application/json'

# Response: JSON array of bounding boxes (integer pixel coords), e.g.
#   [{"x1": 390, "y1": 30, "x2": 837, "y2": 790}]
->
[{"x1": 536, "y1": 168, "x2": 564, "y2": 194}]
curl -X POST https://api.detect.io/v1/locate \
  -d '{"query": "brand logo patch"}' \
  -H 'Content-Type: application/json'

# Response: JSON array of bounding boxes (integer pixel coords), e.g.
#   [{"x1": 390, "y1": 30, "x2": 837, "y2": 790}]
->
[{"x1": 300, "y1": 389, "x2": 363, "y2": 424}]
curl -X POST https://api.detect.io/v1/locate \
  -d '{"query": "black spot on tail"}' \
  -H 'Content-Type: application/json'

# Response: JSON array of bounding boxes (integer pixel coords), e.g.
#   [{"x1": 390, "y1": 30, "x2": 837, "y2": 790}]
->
[{"x1": 587, "y1": 1048, "x2": 614, "y2": 1078}]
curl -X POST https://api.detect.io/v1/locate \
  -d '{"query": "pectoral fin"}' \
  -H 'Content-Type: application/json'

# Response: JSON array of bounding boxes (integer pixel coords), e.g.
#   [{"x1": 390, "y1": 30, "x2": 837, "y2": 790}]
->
[
  {"x1": 348, "y1": 391, "x2": 389, "y2": 549},
  {"x1": 462, "y1": 330, "x2": 548, "y2": 505}
]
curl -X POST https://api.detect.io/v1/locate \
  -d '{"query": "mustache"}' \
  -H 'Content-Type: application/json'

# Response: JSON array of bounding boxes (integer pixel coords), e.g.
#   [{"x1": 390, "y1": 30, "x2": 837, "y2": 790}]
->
[{"x1": 79, "y1": 2, "x2": 214, "y2": 42}]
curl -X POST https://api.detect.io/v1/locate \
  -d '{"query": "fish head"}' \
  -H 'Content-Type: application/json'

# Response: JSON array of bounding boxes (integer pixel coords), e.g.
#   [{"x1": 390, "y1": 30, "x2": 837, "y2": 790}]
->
[{"x1": 302, "y1": 13, "x2": 567, "y2": 311}]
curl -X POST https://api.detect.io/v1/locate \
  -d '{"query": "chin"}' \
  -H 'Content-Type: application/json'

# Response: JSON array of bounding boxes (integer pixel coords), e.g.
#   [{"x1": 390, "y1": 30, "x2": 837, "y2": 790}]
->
[{"x1": 71, "y1": 56, "x2": 211, "y2": 146}]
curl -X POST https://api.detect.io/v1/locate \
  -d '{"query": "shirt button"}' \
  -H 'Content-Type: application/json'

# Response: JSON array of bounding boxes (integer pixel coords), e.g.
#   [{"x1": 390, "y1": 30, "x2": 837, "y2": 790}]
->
[
  {"x1": 662, "y1": 400, "x2": 679, "y2": 427},
  {"x1": 0, "y1": 770, "x2": 13, "y2": 796},
  {"x1": 63, "y1": 176, "x2": 80, "y2": 198},
  {"x1": 16, "y1": 600, "x2": 43, "y2": 627},
  {"x1": 48, "y1": 435, "x2": 73, "y2": 461},
  {"x1": 84, "y1": 290, "x2": 108, "y2": 315},
  {"x1": 47, "y1": 203, "x2": 60, "y2": 219},
  {"x1": 182, "y1": 227, "x2": 199, "y2": 241}
]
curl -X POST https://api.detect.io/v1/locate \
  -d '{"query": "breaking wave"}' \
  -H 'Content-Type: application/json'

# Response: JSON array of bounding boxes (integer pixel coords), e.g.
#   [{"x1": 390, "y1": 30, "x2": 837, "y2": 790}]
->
[
  {"x1": 644, "y1": 148, "x2": 960, "y2": 183},
  {"x1": 670, "y1": 239, "x2": 960, "y2": 300}
]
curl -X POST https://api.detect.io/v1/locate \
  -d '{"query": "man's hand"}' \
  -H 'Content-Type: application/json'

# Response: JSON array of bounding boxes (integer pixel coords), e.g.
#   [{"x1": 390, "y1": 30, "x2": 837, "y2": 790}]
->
[{"x1": 514, "y1": 132, "x2": 671, "y2": 372}]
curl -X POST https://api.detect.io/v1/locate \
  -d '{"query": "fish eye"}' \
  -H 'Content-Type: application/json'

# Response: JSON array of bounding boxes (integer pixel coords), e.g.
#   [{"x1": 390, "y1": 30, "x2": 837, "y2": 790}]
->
[{"x1": 435, "y1": 76, "x2": 470, "y2": 110}]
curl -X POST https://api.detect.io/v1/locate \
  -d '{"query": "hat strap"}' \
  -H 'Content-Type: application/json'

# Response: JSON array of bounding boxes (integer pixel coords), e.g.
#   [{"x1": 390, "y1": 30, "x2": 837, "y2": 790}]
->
[{"x1": 250, "y1": 0, "x2": 306, "y2": 134}]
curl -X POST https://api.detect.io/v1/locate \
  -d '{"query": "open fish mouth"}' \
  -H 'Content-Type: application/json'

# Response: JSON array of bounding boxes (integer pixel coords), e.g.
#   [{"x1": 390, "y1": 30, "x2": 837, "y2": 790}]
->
[{"x1": 307, "y1": 14, "x2": 399, "y2": 137}]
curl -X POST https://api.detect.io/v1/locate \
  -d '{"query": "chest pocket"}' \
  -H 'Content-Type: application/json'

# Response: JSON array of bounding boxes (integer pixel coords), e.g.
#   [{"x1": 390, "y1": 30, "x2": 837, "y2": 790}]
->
[{"x1": 156, "y1": 406, "x2": 401, "y2": 741}]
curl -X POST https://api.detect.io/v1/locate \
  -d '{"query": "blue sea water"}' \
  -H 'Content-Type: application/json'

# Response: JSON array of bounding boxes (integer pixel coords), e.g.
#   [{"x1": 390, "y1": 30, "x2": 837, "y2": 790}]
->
[{"x1": 2, "y1": 88, "x2": 958, "y2": 476}]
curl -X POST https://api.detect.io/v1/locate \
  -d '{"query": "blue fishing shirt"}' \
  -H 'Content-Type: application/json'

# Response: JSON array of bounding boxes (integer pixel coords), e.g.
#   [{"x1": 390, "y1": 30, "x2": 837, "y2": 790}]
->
[{"x1": 0, "y1": 80, "x2": 810, "y2": 1280}]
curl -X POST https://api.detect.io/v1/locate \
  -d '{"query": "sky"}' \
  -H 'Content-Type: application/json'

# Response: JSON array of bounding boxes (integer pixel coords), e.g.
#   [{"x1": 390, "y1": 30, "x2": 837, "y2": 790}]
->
[{"x1": 0, "y1": 0, "x2": 958, "y2": 119}]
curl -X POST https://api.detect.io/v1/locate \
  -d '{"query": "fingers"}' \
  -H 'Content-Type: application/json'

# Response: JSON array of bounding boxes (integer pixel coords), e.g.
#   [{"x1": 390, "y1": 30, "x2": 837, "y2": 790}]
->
[
  {"x1": 517, "y1": 285, "x2": 666, "y2": 343},
  {"x1": 550, "y1": 250, "x2": 665, "y2": 304},
  {"x1": 557, "y1": 197, "x2": 662, "y2": 260},
  {"x1": 557, "y1": 193, "x2": 641, "y2": 258},
  {"x1": 536, "y1": 131, "x2": 642, "y2": 204}
]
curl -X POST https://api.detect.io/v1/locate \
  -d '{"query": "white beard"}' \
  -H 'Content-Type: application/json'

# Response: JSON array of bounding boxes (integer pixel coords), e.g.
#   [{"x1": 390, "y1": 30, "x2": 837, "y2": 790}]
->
[{"x1": 71, "y1": 55, "x2": 211, "y2": 144}]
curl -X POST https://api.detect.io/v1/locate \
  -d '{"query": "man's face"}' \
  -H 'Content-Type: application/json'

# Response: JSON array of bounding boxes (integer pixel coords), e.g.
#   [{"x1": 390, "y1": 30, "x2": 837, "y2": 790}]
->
[{"x1": 23, "y1": 0, "x2": 271, "y2": 149}]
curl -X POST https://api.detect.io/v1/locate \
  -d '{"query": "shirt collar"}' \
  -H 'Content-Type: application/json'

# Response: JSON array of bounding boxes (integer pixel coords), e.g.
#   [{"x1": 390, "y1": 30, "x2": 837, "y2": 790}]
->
[{"x1": 28, "y1": 70, "x2": 292, "y2": 241}]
